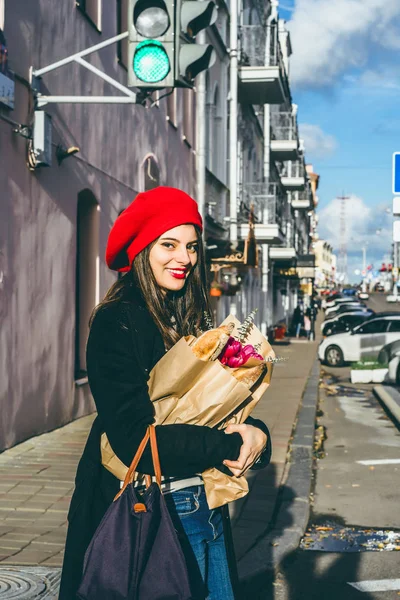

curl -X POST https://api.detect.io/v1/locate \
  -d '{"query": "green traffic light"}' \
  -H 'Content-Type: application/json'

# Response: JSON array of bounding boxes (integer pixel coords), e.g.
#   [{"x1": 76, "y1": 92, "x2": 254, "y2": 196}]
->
[{"x1": 133, "y1": 40, "x2": 170, "y2": 83}]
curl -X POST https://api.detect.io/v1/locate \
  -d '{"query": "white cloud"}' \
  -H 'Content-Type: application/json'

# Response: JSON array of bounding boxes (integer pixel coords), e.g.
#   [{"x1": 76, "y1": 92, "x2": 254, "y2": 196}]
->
[
  {"x1": 287, "y1": 0, "x2": 400, "y2": 89},
  {"x1": 318, "y1": 195, "x2": 392, "y2": 266},
  {"x1": 318, "y1": 195, "x2": 393, "y2": 282},
  {"x1": 299, "y1": 124, "x2": 337, "y2": 158}
]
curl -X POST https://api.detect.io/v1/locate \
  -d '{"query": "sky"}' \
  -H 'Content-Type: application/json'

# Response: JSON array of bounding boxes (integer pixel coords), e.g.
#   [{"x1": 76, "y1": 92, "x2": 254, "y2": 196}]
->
[{"x1": 279, "y1": 0, "x2": 400, "y2": 282}]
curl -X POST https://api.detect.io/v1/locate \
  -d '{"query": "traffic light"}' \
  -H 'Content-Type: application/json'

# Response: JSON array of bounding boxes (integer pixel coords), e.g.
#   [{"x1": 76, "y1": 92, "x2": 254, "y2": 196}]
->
[
  {"x1": 127, "y1": 0, "x2": 217, "y2": 89},
  {"x1": 128, "y1": 0, "x2": 175, "y2": 88},
  {"x1": 176, "y1": 1, "x2": 218, "y2": 87}
]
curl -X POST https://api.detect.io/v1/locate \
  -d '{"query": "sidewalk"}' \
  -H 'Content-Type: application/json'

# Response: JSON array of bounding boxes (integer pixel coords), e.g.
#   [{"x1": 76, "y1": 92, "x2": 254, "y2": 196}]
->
[
  {"x1": 231, "y1": 337, "x2": 319, "y2": 580},
  {"x1": 0, "y1": 335, "x2": 320, "y2": 595}
]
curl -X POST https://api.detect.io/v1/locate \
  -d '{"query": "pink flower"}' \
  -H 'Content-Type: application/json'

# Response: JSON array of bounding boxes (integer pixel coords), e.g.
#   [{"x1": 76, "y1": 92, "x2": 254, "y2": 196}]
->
[
  {"x1": 219, "y1": 338, "x2": 264, "y2": 367},
  {"x1": 221, "y1": 337, "x2": 242, "y2": 358}
]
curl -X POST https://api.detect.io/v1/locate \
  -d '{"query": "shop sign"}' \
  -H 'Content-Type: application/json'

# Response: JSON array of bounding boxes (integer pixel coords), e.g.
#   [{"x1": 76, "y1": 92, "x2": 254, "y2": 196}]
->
[
  {"x1": 276, "y1": 267, "x2": 298, "y2": 279},
  {"x1": 297, "y1": 266, "x2": 315, "y2": 279}
]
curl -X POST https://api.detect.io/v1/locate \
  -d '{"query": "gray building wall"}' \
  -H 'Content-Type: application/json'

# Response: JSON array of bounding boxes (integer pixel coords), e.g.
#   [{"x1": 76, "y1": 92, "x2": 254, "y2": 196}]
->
[{"x1": 0, "y1": 0, "x2": 196, "y2": 450}]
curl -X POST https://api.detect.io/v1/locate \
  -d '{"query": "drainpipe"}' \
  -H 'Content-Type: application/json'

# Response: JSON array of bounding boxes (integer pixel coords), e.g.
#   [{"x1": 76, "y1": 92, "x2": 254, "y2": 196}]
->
[
  {"x1": 229, "y1": 0, "x2": 238, "y2": 246},
  {"x1": 196, "y1": 31, "x2": 206, "y2": 221}
]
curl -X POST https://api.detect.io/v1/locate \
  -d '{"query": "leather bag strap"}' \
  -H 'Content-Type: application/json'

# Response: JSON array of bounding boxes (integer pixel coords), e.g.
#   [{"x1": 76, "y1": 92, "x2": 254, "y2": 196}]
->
[
  {"x1": 149, "y1": 424, "x2": 162, "y2": 487},
  {"x1": 114, "y1": 425, "x2": 161, "y2": 501}
]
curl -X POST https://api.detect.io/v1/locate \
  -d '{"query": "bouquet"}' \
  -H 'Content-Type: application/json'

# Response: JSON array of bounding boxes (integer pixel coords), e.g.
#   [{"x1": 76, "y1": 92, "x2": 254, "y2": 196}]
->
[{"x1": 101, "y1": 311, "x2": 275, "y2": 508}]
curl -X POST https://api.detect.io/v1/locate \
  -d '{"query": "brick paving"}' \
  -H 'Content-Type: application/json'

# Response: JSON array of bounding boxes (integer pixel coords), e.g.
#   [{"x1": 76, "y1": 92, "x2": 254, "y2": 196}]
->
[
  {"x1": 0, "y1": 332, "x2": 320, "y2": 570},
  {"x1": 0, "y1": 416, "x2": 95, "y2": 567}
]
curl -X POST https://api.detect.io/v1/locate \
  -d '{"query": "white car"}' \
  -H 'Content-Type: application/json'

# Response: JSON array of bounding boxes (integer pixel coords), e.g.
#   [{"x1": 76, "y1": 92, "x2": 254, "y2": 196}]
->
[
  {"x1": 358, "y1": 292, "x2": 369, "y2": 300},
  {"x1": 325, "y1": 302, "x2": 367, "y2": 318},
  {"x1": 387, "y1": 295, "x2": 400, "y2": 303},
  {"x1": 318, "y1": 315, "x2": 400, "y2": 366},
  {"x1": 325, "y1": 297, "x2": 359, "y2": 310}
]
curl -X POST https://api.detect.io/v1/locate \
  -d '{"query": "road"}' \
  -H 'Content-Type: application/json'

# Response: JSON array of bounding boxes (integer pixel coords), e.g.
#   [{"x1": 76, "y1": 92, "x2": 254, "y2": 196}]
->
[
  {"x1": 367, "y1": 292, "x2": 399, "y2": 315},
  {"x1": 269, "y1": 294, "x2": 400, "y2": 599}
]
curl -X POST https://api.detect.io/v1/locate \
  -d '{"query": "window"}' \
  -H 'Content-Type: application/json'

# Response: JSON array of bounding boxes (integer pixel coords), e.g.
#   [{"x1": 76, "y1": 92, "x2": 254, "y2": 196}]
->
[
  {"x1": 345, "y1": 315, "x2": 364, "y2": 327},
  {"x1": 356, "y1": 320, "x2": 388, "y2": 335},
  {"x1": 77, "y1": 0, "x2": 102, "y2": 31},
  {"x1": 116, "y1": 0, "x2": 128, "y2": 69},
  {"x1": 388, "y1": 320, "x2": 400, "y2": 332},
  {"x1": 75, "y1": 190, "x2": 100, "y2": 378}
]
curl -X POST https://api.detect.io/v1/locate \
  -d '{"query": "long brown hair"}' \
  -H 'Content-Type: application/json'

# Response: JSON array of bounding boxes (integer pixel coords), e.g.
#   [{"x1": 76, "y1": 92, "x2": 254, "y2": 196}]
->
[{"x1": 90, "y1": 226, "x2": 211, "y2": 349}]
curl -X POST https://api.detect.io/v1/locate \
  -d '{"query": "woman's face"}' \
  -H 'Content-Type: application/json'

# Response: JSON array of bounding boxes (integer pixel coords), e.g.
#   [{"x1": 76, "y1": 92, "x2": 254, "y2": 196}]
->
[{"x1": 149, "y1": 224, "x2": 199, "y2": 294}]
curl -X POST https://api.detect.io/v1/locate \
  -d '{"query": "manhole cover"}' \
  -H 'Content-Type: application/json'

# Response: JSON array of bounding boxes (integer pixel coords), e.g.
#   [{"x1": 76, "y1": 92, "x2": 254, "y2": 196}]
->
[{"x1": 0, "y1": 568, "x2": 61, "y2": 599}]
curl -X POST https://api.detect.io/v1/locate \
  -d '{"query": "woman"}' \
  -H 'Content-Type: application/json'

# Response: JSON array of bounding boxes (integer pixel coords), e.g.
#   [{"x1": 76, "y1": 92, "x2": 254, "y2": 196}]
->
[{"x1": 59, "y1": 187, "x2": 271, "y2": 600}]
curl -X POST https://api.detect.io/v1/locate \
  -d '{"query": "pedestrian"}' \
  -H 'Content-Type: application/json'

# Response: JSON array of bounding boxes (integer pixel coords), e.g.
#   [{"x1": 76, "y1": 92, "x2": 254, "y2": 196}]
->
[
  {"x1": 304, "y1": 309, "x2": 311, "y2": 340},
  {"x1": 293, "y1": 303, "x2": 304, "y2": 338},
  {"x1": 59, "y1": 187, "x2": 271, "y2": 600}
]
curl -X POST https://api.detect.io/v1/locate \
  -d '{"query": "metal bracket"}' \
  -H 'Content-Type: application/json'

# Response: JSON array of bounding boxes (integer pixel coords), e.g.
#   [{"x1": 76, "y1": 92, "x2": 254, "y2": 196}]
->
[{"x1": 30, "y1": 31, "x2": 145, "y2": 106}]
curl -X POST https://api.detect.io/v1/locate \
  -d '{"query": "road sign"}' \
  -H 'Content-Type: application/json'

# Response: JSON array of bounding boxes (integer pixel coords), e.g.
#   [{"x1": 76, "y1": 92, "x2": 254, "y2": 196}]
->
[
  {"x1": 393, "y1": 221, "x2": 400, "y2": 242},
  {"x1": 393, "y1": 267, "x2": 399, "y2": 276},
  {"x1": 393, "y1": 153, "x2": 400, "y2": 194}
]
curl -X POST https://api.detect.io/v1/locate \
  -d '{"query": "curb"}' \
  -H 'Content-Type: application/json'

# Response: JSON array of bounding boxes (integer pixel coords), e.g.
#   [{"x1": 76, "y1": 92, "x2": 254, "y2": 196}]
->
[
  {"x1": 373, "y1": 385, "x2": 400, "y2": 429},
  {"x1": 237, "y1": 358, "x2": 320, "y2": 590}
]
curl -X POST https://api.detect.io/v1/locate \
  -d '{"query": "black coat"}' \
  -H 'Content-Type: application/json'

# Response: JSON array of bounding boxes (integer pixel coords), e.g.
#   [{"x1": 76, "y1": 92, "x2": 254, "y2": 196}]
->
[{"x1": 59, "y1": 289, "x2": 270, "y2": 599}]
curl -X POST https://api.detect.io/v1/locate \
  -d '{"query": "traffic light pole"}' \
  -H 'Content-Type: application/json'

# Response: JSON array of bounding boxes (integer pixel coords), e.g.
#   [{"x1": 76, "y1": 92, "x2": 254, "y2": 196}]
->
[{"x1": 30, "y1": 31, "x2": 142, "y2": 106}]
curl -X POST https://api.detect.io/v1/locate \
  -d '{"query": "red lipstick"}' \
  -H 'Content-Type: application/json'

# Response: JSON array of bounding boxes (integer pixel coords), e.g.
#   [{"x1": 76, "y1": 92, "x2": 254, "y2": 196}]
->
[{"x1": 167, "y1": 269, "x2": 187, "y2": 280}]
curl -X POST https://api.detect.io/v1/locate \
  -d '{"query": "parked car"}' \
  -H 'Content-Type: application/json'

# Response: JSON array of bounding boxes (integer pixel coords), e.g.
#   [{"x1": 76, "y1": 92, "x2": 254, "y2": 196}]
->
[
  {"x1": 375, "y1": 284, "x2": 385, "y2": 292},
  {"x1": 321, "y1": 311, "x2": 374, "y2": 337},
  {"x1": 357, "y1": 291, "x2": 369, "y2": 300},
  {"x1": 325, "y1": 297, "x2": 361, "y2": 310},
  {"x1": 325, "y1": 302, "x2": 367, "y2": 318},
  {"x1": 318, "y1": 315, "x2": 400, "y2": 367},
  {"x1": 387, "y1": 294, "x2": 400, "y2": 303},
  {"x1": 342, "y1": 288, "x2": 358, "y2": 297}
]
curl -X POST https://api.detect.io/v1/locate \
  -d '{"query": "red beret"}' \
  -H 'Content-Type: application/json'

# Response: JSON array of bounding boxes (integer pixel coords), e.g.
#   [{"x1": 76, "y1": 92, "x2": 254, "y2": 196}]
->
[{"x1": 106, "y1": 186, "x2": 203, "y2": 272}]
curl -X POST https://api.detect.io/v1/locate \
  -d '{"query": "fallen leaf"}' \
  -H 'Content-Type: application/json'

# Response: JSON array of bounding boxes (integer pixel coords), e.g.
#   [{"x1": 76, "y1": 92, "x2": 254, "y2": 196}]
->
[
  {"x1": 352, "y1": 484, "x2": 360, "y2": 488},
  {"x1": 315, "y1": 527, "x2": 333, "y2": 532},
  {"x1": 325, "y1": 484, "x2": 332, "y2": 488},
  {"x1": 369, "y1": 466, "x2": 375, "y2": 471}
]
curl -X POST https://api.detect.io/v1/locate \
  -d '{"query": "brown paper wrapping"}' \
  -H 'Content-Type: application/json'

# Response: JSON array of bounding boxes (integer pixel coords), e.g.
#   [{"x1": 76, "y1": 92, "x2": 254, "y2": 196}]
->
[{"x1": 101, "y1": 315, "x2": 275, "y2": 509}]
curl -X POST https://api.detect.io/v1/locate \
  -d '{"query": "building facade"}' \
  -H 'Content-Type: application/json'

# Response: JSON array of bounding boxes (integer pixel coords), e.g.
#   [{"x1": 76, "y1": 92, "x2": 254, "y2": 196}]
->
[
  {"x1": 314, "y1": 240, "x2": 336, "y2": 289},
  {"x1": 1, "y1": 0, "x2": 319, "y2": 449},
  {"x1": 0, "y1": 0, "x2": 198, "y2": 450},
  {"x1": 204, "y1": 0, "x2": 319, "y2": 333}
]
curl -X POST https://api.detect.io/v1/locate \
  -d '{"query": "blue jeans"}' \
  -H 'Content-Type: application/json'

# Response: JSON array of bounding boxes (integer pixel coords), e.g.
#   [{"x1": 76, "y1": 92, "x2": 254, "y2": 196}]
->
[{"x1": 165, "y1": 486, "x2": 235, "y2": 600}]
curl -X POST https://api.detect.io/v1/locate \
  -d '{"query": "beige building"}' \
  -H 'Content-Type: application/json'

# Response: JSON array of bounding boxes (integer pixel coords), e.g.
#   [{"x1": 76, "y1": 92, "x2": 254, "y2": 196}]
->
[{"x1": 314, "y1": 240, "x2": 336, "y2": 288}]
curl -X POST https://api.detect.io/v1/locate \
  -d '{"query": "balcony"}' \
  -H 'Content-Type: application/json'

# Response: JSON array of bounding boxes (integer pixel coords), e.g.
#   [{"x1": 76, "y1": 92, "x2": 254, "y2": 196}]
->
[
  {"x1": 280, "y1": 160, "x2": 306, "y2": 191},
  {"x1": 270, "y1": 111, "x2": 299, "y2": 161},
  {"x1": 237, "y1": 182, "x2": 286, "y2": 244},
  {"x1": 269, "y1": 219, "x2": 296, "y2": 260},
  {"x1": 291, "y1": 188, "x2": 312, "y2": 210},
  {"x1": 238, "y1": 24, "x2": 291, "y2": 106}
]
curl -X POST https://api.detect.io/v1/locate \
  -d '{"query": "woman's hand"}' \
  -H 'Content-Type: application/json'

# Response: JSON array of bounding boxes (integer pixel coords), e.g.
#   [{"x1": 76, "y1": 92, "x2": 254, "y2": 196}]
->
[{"x1": 222, "y1": 423, "x2": 268, "y2": 477}]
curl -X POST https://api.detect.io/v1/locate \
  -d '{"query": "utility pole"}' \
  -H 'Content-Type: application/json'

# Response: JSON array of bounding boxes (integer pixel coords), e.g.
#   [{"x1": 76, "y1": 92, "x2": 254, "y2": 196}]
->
[
  {"x1": 338, "y1": 194, "x2": 350, "y2": 285},
  {"x1": 196, "y1": 30, "x2": 206, "y2": 220},
  {"x1": 229, "y1": 0, "x2": 239, "y2": 246},
  {"x1": 362, "y1": 244, "x2": 368, "y2": 292}
]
